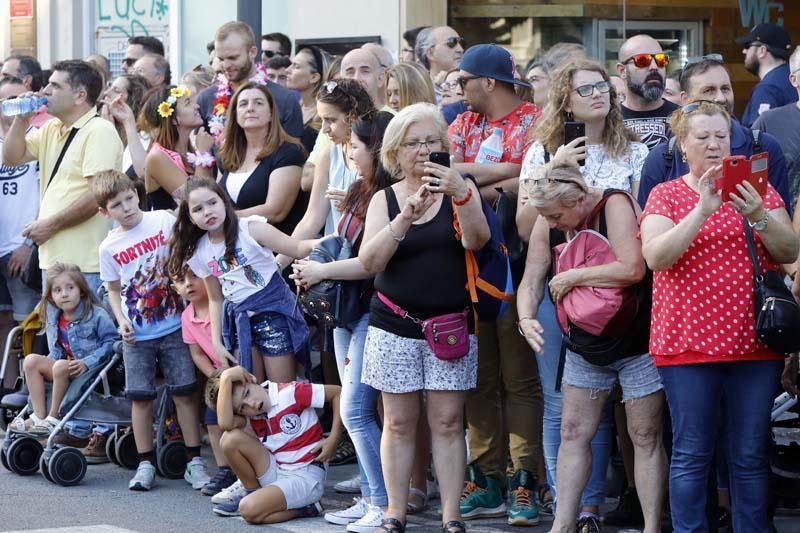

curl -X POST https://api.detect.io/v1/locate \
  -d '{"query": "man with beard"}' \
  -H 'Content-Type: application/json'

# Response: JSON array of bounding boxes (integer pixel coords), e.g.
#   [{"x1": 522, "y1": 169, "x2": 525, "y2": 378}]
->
[
  {"x1": 637, "y1": 57, "x2": 791, "y2": 211},
  {"x1": 737, "y1": 23, "x2": 796, "y2": 127},
  {"x1": 198, "y1": 21, "x2": 303, "y2": 145},
  {"x1": 616, "y1": 34, "x2": 678, "y2": 151}
]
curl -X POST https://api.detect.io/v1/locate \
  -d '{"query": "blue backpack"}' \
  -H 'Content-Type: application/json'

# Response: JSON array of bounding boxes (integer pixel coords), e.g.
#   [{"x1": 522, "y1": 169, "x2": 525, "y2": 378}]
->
[{"x1": 452, "y1": 178, "x2": 514, "y2": 322}]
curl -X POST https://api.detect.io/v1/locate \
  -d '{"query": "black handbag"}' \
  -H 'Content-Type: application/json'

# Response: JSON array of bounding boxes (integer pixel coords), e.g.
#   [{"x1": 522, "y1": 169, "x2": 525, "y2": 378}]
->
[
  {"x1": 298, "y1": 215, "x2": 364, "y2": 329},
  {"x1": 743, "y1": 217, "x2": 800, "y2": 355}
]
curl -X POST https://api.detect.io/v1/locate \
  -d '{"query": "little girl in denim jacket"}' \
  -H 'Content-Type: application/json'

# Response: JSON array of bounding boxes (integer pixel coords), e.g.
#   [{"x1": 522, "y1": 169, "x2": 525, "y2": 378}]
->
[{"x1": 9, "y1": 262, "x2": 117, "y2": 436}]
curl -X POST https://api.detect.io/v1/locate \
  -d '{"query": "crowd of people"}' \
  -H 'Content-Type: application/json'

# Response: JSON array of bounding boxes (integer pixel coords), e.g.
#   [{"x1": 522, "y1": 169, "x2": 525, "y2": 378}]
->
[{"x1": 0, "y1": 16, "x2": 799, "y2": 533}]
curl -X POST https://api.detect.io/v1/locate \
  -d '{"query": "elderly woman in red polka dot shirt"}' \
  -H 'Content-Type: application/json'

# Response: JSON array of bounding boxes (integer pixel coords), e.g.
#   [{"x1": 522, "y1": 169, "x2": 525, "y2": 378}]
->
[{"x1": 640, "y1": 100, "x2": 799, "y2": 532}]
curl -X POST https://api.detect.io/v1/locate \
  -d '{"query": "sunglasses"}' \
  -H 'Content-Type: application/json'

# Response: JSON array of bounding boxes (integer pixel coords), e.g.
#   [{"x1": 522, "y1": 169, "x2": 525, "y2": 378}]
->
[
  {"x1": 440, "y1": 36, "x2": 465, "y2": 49},
  {"x1": 262, "y1": 50, "x2": 288, "y2": 59},
  {"x1": 458, "y1": 75, "x2": 483, "y2": 89},
  {"x1": 573, "y1": 80, "x2": 611, "y2": 97},
  {"x1": 525, "y1": 177, "x2": 587, "y2": 191},
  {"x1": 683, "y1": 53, "x2": 723, "y2": 67},
  {"x1": 622, "y1": 53, "x2": 670, "y2": 68},
  {"x1": 322, "y1": 81, "x2": 339, "y2": 94},
  {"x1": 122, "y1": 57, "x2": 137, "y2": 67},
  {"x1": 681, "y1": 99, "x2": 727, "y2": 114}
]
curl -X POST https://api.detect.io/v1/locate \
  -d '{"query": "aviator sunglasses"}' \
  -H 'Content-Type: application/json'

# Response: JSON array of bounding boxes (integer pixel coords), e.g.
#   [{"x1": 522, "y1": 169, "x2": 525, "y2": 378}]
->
[{"x1": 622, "y1": 53, "x2": 670, "y2": 68}]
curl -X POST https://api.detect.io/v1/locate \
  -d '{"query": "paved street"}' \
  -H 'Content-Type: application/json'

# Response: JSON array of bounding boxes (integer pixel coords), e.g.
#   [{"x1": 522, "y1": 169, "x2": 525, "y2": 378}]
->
[{"x1": 1, "y1": 435, "x2": 799, "y2": 533}]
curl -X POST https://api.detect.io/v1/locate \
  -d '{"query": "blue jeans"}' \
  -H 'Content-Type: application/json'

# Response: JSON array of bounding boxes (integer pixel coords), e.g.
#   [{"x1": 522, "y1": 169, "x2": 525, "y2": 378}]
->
[
  {"x1": 334, "y1": 313, "x2": 387, "y2": 506},
  {"x1": 43, "y1": 271, "x2": 111, "y2": 438},
  {"x1": 536, "y1": 290, "x2": 612, "y2": 507},
  {"x1": 659, "y1": 360, "x2": 782, "y2": 533}
]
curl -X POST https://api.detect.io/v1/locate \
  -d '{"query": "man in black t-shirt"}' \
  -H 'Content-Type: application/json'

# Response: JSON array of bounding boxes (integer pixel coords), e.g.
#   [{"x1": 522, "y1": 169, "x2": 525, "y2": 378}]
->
[{"x1": 616, "y1": 34, "x2": 678, "y2": 151}]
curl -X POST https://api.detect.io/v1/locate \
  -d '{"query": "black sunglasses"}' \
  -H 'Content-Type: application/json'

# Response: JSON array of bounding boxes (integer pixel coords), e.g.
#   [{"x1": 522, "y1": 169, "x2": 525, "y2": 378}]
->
[
  {"x1": 457, "y1": 75, "x2": 483, "y2": 89},
  {"x1": 122, "y1": 57, "x2": 137, "y2": 67},
  {"x1": 262, "y1": 50, "x2": 288, "y2": 59},
  {"x1": 681, "y1": 99, "x2": 727, "y2": 114},
  {"x1": 441, "y1": 36, "x2": 465, "y2": 49}
]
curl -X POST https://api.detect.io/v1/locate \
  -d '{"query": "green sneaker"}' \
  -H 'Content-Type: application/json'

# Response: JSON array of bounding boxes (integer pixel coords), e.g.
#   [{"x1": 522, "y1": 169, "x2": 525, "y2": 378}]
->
[
  {"x1": 460, "y1": 463, "x2": 507, "y2": 520},
  {"x1": 507, "y1": 469, "x2": 540, "y2": 526}
]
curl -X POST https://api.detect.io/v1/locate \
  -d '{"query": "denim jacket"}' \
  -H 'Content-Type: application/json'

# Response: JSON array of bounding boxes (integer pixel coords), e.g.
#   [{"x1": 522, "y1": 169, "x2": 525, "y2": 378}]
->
[
  {"x1": 222, "y1": 273, "x2": 310, "y2": 377},
  {"x1": 45, "y1": 299, "x2": 117, "y2": 370}
]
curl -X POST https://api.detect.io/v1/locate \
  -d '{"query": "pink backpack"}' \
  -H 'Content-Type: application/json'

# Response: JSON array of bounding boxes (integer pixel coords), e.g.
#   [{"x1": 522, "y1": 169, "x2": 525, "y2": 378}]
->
[{"x1": 553, "y1": 191, "x2": 642, "y2": 337}]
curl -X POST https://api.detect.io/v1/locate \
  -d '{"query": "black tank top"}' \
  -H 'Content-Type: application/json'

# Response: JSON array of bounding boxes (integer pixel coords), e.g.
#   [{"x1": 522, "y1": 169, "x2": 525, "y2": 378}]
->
[{"x1": 370, "y1": 187, "x2": 471, "y2": 339}]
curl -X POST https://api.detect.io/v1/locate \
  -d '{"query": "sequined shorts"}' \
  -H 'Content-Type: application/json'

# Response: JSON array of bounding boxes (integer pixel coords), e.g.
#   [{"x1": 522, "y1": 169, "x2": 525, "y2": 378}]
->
[{"x1": 236, "y1": 311, "x2": 293, "y2": 356}]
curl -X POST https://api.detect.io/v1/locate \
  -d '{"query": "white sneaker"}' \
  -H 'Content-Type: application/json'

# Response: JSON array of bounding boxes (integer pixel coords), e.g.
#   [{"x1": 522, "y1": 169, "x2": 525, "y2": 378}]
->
[
  {"x1": 324, "y1": 497, "x2": 369, "y2": 525},
  {"x1": 334, "y1": 474, "x2": 362, "y2": 494},
  {"x1": 346, "y1": 504, "x2": 384, "y2": 532},
  {"x1": 129, "y1": 461, "x2": 156, "y2": 491},
  {"x1": 211, "y1": 479, "x2": 246, "y2": 504},
  {"x1": 8, "y1": 414, "x2": 32, "y2": 433},
  {"x1": 184, "y1": 456, "x2": 211, "y2": 489}
]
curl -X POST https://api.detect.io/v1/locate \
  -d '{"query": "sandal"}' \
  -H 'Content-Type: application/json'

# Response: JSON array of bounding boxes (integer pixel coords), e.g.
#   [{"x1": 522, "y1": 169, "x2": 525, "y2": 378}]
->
[
  {"x1": 407, "y1": 487, "x2": 428, "y2": 514},
  {"x1": 537, "y1": 483, "x2": 554, "y2": 518},
  {"x1": 375, "y1": 517, "x2": 406, "y2": 532},
  {"x1": 442, "y1": 520, "x2": 467, "y2": 532}
]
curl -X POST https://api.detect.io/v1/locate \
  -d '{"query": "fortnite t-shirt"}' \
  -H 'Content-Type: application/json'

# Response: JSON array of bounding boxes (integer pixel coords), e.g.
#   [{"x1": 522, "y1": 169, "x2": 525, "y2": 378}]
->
[
  {"x1": 622, "y1": 99, "x2": 679, "y2": 151},
  {"x1": 99, "y1": 210, "x2": 184, "y2": 340}
]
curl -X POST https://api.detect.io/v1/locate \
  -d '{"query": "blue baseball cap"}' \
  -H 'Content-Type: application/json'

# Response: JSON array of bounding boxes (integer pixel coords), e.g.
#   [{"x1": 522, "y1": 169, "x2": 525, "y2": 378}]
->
[
  {"x1": 736, "y1": 23, "x2": 792, "y2": 58},
  {"x1": 459, "y1": 44, "x2": 530, "y2": 88}
]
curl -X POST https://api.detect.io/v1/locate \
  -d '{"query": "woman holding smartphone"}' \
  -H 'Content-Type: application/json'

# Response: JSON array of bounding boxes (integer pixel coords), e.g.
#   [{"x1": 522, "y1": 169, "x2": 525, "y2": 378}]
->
[{"x1": 514, "y1": 59, "x2": 648, "y2": 529}]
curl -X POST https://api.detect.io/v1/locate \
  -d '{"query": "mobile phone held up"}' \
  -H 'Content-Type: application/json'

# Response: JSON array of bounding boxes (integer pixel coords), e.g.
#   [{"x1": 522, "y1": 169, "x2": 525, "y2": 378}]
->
[
  {"x1": 564, "y1": 121, "x2": 586, "y2": 166},
  {"x1": 719, "y1": 153, "x2": 769, "y2": 202},
  {"x1": 429, "y1": 151, "x2": 451, "y2": 168}
]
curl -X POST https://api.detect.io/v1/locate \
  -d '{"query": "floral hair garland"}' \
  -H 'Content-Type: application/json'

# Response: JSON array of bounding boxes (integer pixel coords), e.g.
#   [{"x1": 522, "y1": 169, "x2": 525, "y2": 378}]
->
[
  {"x1": 209, "y1": 62, "x2": 269, "y2": 144},
  {"x1": 157, "y1": 85, "x2": 192, "y2": 119}
]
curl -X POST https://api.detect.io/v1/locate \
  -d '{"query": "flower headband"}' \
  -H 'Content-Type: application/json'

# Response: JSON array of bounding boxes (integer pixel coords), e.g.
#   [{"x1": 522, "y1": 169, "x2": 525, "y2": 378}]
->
[{"x1": 157, "y1": 85, "x2": 191, "y2": 119}]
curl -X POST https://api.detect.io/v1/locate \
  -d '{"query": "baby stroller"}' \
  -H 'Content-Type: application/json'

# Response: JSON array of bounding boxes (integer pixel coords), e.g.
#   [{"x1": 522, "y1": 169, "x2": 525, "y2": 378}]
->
[
  {"x1": 770, "y1": 392, "x2": 800, "y2": 510},
  {"x1": 0, "y1": 325, "x2": 25, "y2": 430},
  {"x1": 1, "y1": 341, "x2": 190, "y2": 486}
]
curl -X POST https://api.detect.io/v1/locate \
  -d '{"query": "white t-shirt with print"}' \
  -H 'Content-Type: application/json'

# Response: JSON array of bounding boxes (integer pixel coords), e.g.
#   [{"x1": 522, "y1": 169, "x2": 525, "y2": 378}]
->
[
  {"x1": 0, "y1": 130, "x2": 40, "y2": 257},
  {"x1": 99, "y1": 210, "x2": 183, "y2": 340},
  {"x1": 187, "y1": 215, "x2": 279, "y2": 304},
  {"x1": 520, "y1": 141, "x2": 648, "y2": 193}
]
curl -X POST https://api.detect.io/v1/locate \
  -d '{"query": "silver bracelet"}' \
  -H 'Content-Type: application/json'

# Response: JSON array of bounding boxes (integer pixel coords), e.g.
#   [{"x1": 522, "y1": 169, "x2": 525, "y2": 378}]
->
[{"x1": 387, "y1": 219, "x2": 405, "y2": 242}]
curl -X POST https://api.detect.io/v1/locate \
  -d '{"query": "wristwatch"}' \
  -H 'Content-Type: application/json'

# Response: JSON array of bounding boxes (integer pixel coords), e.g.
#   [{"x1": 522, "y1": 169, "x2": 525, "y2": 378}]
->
[{"x1": 748, "y1": 212, "x2": 769, "y2": 232}]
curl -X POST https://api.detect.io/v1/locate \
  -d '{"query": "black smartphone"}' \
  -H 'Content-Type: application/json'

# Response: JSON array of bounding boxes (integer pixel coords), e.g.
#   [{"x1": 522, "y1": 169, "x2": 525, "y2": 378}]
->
[
  {"x1": 429, "y1": 151, "x2": 451, "y2": 168},
  {"x1": 564, "y1": 121, "x2": 586, "y2": 166}
]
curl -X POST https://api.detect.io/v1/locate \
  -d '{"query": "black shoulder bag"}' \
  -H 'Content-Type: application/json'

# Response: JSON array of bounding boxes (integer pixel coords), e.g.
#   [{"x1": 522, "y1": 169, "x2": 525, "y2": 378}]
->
[
  {"x1": 21, "y1": 126, "x2": 82, "y2": 292},
  {"x1": 743, "y1": 217, "x2": 800, "y2": 355}
]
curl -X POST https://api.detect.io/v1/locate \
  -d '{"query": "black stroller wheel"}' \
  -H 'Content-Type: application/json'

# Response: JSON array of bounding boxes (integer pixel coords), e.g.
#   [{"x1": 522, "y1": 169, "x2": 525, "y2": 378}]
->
[
  {"x1": 106, "y1": 431, "x2": 119, "y2": 466},
  {"x1": 40, "y1": 453, "x2": 53, "y2": 482},
  {"x1": 115, "y1": 430, "x2": 139, "y2": 470},
  {"x1": 1, "y1": 447, "x2": 8, "y2": 471},
  {"x1": 156, "y1": 440, "x2": 187, "y2": 479},
  {"x1": 6, "y1": 436, "x2": 42, "y2": 475},
  {"x1": 49, "y1": 447, "x2": 87, "y2": 486}
]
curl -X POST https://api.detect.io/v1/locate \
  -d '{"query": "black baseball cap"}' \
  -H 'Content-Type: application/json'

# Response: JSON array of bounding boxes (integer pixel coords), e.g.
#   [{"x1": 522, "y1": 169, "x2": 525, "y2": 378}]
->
[{"x1": 736, "y1": 23, "x2": 792, "y2": 58}]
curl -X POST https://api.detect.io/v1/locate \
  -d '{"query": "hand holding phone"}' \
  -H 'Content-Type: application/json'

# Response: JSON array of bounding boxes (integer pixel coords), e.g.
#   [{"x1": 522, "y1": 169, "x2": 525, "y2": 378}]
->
[
  {"x1": 563, "y1": 121, "x2": 587, "y2": 167},
  {"x1": 719, "y1": 153, "x2": 768, "y2": 202}
]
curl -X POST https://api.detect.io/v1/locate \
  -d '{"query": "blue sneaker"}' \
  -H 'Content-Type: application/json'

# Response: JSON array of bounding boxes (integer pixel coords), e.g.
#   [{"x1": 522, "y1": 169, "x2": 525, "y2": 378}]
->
[{"x1": 213, "y1": 491, "x2": 250, "y2": 517}]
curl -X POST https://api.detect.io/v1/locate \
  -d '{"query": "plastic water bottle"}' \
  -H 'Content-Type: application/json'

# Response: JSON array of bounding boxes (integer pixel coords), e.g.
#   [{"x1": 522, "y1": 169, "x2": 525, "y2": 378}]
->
[
  {"x1": 474, "y1": 127, "x2": 504, "y2": 164},
  {"x1": 1, "y1": 96, "x2": 47, "y2": 117}
]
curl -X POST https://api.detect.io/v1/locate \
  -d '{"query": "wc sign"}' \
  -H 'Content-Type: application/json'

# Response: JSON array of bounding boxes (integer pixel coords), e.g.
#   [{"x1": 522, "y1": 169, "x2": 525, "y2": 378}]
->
[{"x1": 739, "y1": 0, "x2": 784, "y2": 27}]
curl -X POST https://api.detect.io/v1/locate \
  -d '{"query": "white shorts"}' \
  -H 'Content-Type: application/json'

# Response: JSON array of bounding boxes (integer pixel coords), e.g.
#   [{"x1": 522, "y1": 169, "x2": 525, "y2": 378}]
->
[{"x1": 259, "y1": 454, "x2": 327, "y2": 510}]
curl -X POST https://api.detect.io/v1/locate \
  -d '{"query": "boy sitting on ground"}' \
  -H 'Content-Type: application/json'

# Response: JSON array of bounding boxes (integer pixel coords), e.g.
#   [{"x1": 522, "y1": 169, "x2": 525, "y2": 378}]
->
[{"x1": 205, "y1": 366, "x2": 342, "y2": 523}]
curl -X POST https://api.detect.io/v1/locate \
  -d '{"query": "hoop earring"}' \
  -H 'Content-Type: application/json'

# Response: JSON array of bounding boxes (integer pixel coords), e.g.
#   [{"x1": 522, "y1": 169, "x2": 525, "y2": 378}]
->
[
  {"x1": 566, "y1": 111, "x2": 574, "y2": 121},
  {"x1": 681, "y1": 152, "x2": 687, "y2": 163}
]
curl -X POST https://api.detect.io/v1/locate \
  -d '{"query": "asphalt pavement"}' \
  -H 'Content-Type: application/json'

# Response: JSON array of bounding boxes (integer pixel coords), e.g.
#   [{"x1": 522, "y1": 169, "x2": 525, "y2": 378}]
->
[{"x1": 1, "y1": 434, "x2": 799, "y2": 533}]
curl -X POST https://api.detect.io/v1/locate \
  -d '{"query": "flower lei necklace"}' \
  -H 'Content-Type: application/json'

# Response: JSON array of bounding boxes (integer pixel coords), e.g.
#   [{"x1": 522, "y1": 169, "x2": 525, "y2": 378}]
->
[{"x1": 209, "y1": 62, "x2": 269, "y2": 143}]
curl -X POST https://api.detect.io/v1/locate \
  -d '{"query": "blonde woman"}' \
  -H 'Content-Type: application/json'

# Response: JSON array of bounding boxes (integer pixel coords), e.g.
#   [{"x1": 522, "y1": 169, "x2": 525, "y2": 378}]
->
[{"x1": 385, "y1": 63, "x2": 436, "y2": 113}]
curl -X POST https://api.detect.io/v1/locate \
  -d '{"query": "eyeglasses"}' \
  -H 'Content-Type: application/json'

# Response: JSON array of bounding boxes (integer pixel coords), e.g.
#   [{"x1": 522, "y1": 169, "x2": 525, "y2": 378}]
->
[
  {"x1": 681, "y1": 99, "x2": 727, "y2": 114},
  {"x1": 684, "y1": 53, "x2": 724, "y2": 67},
  {"x1": 622, "y1": 53, "x2": 670, "y2": 68},
  {"x1": 400, "y1": 139, "x2": 442, "y2": 152},
  {"x1": 458, "y1": 75, "x2": 483, "y2": 89},
  {"x1": 573, "y1": 81, "x2": 611, "y2": 97},
  {"x1": 439, "y1": 36, "x2": 465, "y2": 49},
  {"x1": 441, "y1": 80, "x2": 461, "y2": 92},
  {"x1": 262, "y1": 50, "x2": 288, "y2": 59}
]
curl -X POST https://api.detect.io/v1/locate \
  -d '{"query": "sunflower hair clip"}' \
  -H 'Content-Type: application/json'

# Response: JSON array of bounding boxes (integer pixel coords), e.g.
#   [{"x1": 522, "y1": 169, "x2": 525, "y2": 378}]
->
[{"x1": 157, "y1": 85, "x2": 192, "y2": 119}]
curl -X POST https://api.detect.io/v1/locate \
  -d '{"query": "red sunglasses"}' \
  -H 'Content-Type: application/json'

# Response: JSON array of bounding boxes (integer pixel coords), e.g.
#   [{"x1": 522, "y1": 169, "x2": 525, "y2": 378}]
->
[{"x1": 622, "y1": 53, "x2": 670, "y2": 68}]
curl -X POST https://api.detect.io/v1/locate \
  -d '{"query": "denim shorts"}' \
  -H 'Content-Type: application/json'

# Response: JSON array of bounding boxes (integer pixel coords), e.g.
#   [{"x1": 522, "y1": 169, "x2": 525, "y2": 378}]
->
[
  {"x1": 204, "y1": 406, "x2": 218, "y2": 425},
  {"x1": 237, "y1": 311, "x2": 293, "y2": 356},
  {"x1": 562, "y1": 349, "x2": 663, "y2": 401},
  {"x1": 123, "y1": 328, "x2": 197, "y2": 400},
  {"x1": 0, "y1": 253, "x2": 40, "y2": 321}
]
